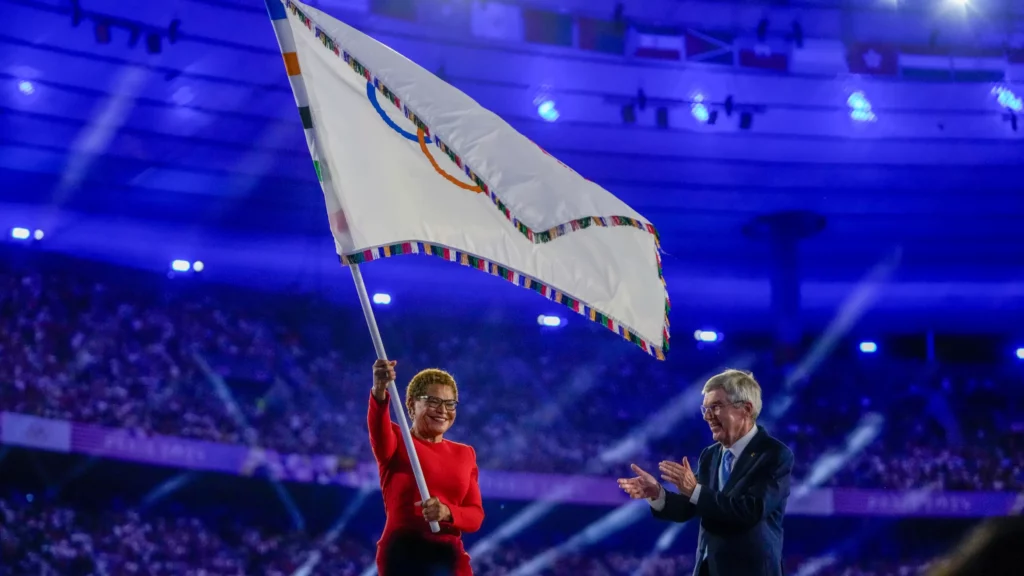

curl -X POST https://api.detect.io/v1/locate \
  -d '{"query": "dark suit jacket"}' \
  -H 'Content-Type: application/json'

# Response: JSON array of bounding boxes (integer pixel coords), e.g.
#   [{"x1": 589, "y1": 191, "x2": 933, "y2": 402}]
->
[{"x1": 652, "y1": 425, "x2": 794, "y2": 576}]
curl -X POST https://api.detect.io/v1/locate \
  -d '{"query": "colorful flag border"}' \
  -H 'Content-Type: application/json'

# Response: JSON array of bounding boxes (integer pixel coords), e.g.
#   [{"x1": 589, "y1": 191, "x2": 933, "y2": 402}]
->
[{"x1": 339, "y1": 241, "x2": 668, "y2": 360}]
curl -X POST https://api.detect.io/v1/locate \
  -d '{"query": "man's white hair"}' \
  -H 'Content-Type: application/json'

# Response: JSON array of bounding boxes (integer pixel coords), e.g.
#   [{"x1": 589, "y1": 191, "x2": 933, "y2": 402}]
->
[{"x1": 702, "y1": 369, "x2": 762, "y2": 420}]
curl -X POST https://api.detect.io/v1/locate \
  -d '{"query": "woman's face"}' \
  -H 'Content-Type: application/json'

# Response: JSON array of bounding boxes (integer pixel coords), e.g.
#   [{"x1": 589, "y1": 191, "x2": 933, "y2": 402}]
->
[{"x1": 411, "y1": 383, "x2": 457, "y2": 438}]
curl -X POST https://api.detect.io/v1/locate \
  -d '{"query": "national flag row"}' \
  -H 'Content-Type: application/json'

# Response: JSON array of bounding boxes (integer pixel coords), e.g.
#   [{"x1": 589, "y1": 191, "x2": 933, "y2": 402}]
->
[{"x1": 367, "y1": 0, "x2": 1024, "y2": 82}]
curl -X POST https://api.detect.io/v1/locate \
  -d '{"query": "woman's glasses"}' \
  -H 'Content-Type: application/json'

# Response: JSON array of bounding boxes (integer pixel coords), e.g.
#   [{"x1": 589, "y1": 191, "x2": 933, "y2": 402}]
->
[{"x1": 417, "y1": 395, "x2": 458, "y2": 411}]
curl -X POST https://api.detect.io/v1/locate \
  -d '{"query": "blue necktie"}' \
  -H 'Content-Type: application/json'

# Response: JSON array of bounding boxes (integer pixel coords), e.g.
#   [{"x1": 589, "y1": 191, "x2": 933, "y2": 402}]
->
[
  {"x1": 703, "y1": 450, "x2": 736, "y2": 563},
  {"x1": 720, "y1": 449, "x2": 734, "y2": 488}
]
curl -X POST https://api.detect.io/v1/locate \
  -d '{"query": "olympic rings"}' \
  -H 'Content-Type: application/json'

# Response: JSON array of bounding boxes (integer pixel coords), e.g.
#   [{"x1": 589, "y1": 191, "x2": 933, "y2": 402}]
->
[{"x1": 367, "y1": 81, "x2": 482, "y2": 193}]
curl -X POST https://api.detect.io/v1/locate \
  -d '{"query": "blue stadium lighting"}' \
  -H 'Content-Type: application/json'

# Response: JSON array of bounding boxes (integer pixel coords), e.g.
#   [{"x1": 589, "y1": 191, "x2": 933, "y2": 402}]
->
[
  {"x1": 371, "y1": 293, "x2": 391, "y2": 305},
  {"x1": 537, "y1": 100, "x2": 559, "y2": 122},
  {"x1": 847, "y1": 92, "x2": 876, "y2": 122},
  {"x1": 1016, "y1": 347, "x2": 1024, "y2": 360},
  {"x1": 694, "y1": 330, "x2": 719, "y2": 342},
  {"x1": 859, "y1": 341, "x2": 878, "y2": 354},
  {"x1": 847, "y1": 92, "x2": 869, "y2": 110},
  {"x1": 10, "y1": 227, "x2": 30, "y2": 240},
  {"x1": 171, "y1": 260, "x2": 191, "y2": 272},
  {"x1": 192, "y1": 261, "x2": 204, "y2": 272},
  {"x1": 18, "y1": 80, "x2": 34, "y2": 95},
  {"x1": 691, "y1": 95, "x2": 709, "y2": 123},
  {"x1": 850, "y1": 109, "x2": 876, "y2": 122},
  {"x1": 993, "y1": 87, "x2": 1023, "y2": 112},
  {"x1": 537, "y1": 314, "x2": 562, "y2": 327},
  {"x1": 33, "y1": 229, "x2": 44, "y2": 240}
]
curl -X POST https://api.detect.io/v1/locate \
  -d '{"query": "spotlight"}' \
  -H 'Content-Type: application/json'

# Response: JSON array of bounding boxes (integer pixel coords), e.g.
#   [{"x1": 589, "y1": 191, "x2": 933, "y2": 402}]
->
[
  {"x1": 146, "y1": 33, "x2": 162, "y2": 54},
  {"x1": 848, "y1": 91, "x2": 877, "y2": 122},
  {"x1": 691, "y1": 97, "x2": 710, "y2": 123},
  {"x1": 18, "y1": 80, "x2": 34, "y2": 95},
  {"x1": 851, "y1": 109, "x2": 876, "y2": 122},
  {"x1": 537, "y1": 315, "x2": 562, "y2": 327},
  {"x1": 694, "y1": 330, "x2": 719, "y2": 342},
  {"x1": 1016, "y1": 347, "x2": 1024, "y2": 360},
  {"x1": 372, "y1": 293, "x2": 391, "y2": 305},
  {"x1": 33, "y1": 229, "x2": 44, "y2": 240},
  {"x1": 847, "y1": 92, "x2": 870, "y2": 110},
  {"x1": 621, "y1": 103, "x2": 636, "y2": 124},
  {"x1": 10, "y1": 227, "x2": 30, "y2": 240},
  {"x1": 993, "y1": 87, "x2": 1023, "y2": 112},
  {"x1": 192, "y1": 261, "x2": 204, "y2": 272},
  {"x1": 171, "y1": 260, "x2": 191, "y2": 272},
  {"x1": 859, "y1": 341, "x2": 878, "y2": 354},
  {"x1": 536, "y1": 100, "x2": 559, "y2": 122}
]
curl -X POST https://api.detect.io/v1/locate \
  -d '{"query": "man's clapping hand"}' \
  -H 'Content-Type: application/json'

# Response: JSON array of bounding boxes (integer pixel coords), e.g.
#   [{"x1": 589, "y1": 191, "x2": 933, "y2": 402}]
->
[
  {"x1": 659, "y1": 457, "x2": 698, "y2": 497},
  {"x1": 617, "y1": 464, "x2": 662, "y2": 500}
]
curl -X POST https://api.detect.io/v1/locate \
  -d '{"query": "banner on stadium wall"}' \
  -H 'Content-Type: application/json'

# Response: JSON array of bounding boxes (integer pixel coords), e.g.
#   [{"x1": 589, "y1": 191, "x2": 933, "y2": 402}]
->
[
  {"x1": 2, "y1": 413, "x2": 1020, "y2": 517},
  {"x1": 1, "y1": 412, "x2": 72, "y2": 453}
]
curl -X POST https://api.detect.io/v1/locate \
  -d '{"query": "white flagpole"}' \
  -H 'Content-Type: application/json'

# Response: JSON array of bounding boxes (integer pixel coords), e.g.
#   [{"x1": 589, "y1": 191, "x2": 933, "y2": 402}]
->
[
  {"x1": 350, "y1": 264, "x2": 441, "y2": 533},
  {"x1": 264, "y1": 0, "x2": 439, "y2": 534}
]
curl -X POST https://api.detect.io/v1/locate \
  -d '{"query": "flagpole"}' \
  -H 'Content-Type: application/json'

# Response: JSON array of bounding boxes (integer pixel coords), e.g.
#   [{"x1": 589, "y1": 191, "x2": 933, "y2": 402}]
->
[
  {"x1": 264, "y1": 0, "x2": 440, "y2": 534},
  {"x1": 349, "y1": 264, "x2": 441, "y2": 534}
]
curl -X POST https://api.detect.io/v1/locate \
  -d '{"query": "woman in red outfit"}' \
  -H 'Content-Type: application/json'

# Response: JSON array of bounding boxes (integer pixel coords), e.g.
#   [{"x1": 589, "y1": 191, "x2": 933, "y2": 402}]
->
[{"x1": 369, "y1": 359, "x2": 484, "y2": 576}]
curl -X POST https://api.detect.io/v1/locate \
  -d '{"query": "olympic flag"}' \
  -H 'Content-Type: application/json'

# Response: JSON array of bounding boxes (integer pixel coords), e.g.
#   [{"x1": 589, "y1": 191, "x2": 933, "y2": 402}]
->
[{"x1": 267, "y1": 0, "x2": 669, "y2": 358}]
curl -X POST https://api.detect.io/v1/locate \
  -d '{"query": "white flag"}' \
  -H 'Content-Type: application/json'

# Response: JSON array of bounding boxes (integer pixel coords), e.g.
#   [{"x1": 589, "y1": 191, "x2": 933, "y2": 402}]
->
[{"x1": 271, "y1": 0, "x2": 669, "y2": 358}]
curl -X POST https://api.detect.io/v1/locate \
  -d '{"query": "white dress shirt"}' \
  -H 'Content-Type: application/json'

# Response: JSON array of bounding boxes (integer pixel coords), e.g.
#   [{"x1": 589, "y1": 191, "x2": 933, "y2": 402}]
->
[{"x1": 649, "y1": 424, "x2": 758, "y2": 511}]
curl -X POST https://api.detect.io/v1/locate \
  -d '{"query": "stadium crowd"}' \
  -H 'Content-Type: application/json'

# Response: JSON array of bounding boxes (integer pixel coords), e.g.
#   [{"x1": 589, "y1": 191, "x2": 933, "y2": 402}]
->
[
  {"x1": 0, "y1": 495, "x2": 934, "y2": 576},
  {"x1": 0, "y1": 265, "x2": 1021, "y2": 491}
]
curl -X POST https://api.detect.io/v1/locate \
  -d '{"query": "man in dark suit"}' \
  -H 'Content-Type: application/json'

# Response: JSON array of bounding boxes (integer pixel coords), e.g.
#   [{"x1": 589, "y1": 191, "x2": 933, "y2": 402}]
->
[{"x1": 618, "y1": 369, "x2": 793, "y2": 576}]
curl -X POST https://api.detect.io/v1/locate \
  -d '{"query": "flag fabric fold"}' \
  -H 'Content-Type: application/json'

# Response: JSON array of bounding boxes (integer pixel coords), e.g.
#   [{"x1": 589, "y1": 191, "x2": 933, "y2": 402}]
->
[{"x1": 266, "y1": 0, "x2": 670, "y2": 358}]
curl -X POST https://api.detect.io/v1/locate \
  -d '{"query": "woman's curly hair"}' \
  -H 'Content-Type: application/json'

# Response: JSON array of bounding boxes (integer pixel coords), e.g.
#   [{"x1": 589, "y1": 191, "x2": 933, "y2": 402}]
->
[{"x1": 405, "y1": 369, "x2": 458, "y2": 416}]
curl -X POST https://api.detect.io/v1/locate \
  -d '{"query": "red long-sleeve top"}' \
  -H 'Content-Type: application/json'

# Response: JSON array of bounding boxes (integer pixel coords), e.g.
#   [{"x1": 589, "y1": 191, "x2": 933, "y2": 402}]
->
[{"x1": 368, "y1": 392, "x2": 484, "y2": 574}]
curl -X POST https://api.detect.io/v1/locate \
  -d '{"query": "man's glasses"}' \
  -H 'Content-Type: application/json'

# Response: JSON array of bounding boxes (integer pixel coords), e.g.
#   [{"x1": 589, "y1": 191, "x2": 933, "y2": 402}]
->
[
  {"x1": 417, "y1": 395, "x2": 458, "y2": 411},
  {"x1": 700, "y1": 401, "x2": 744, "y2": 416}
]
